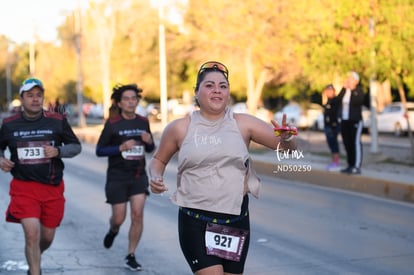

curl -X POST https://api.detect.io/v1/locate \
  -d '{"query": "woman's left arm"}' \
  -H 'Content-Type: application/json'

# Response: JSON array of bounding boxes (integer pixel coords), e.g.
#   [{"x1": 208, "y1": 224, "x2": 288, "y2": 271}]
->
[{"x1": 236, "y1": 113, "x2": 297, "y2": 151}]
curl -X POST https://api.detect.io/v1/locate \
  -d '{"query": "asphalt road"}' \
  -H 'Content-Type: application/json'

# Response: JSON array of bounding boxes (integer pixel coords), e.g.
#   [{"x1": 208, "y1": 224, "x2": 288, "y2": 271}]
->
[{"x1": 0, "y1": 143, "x2": 414, "y2": 274}]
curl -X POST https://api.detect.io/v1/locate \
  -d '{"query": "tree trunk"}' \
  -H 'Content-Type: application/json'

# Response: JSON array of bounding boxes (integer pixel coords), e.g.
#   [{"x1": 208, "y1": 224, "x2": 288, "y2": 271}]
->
[{"x1": 244, "y1": 48, "x2": 268, "y2": 116}]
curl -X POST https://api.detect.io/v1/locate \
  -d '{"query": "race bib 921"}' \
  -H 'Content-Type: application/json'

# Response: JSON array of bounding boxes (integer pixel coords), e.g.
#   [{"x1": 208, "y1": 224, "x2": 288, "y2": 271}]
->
[{"x1": 205, "y1": 223, "x2": 249, "y2": 262}]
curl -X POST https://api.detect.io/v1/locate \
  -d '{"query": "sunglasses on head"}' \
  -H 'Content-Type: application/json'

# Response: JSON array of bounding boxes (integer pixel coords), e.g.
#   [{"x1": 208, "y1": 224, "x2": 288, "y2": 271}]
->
[{"x1": 198, "y1": 61, "x2": 229, "y2": 79}]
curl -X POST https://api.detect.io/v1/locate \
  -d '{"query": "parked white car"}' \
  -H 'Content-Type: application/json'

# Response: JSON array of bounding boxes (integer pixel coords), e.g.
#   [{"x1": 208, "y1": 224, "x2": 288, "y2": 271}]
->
[
  {"x1": 167, "y1": 99, "x2": 194, "y2": 118},
  {"x1": 231, "y1": 102, "x2": 248, "y2": 114},
  {"x1": 230, "y1": 102, "x2": 271, "y2": 121},
  {"x1": 314, "y1": 106, "x2": 371, "y2": 132},
  {"x1": 87, "y1": 104, "x2": 104, "y2": 118},
  {"x1": 274, "y1": 102, "x2": 323, "y2": 129},
  {"x1": 376, "y1": 102, "x2": 414, "y2": 136}
]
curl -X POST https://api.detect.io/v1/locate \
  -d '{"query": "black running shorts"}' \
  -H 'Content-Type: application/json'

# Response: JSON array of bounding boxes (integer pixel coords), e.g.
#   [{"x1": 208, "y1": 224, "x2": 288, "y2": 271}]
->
[
  {"x1": 105, "y1": 174, "x2": 149, "y2": 204},
  {"x1": 178, "y1": 195, "x2": 250, "y2": 273}
]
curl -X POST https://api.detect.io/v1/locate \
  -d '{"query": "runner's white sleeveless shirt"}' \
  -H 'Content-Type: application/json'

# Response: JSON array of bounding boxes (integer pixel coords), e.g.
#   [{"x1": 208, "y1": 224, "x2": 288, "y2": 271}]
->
[{"x1": 172, "y1": 108, "x2": 260, "y2": 215}]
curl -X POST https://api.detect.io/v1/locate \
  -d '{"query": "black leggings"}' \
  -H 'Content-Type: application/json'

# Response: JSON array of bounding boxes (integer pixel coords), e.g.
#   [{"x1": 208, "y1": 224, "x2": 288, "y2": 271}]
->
[
  {"x1": 341, "y1": 120, "x2": 363, "y2": 168},
  {"x1": 178, "y1": 195, "x2": 250, "y2": 274}
]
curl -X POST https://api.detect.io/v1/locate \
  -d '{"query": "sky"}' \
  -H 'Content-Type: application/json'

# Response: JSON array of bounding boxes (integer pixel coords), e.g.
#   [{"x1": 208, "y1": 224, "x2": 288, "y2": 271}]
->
[
  {"x1": 0, "y1": 0, "x2": 185, "y2": 44},
  {"x1": 0, "y1": 0, "x2": 80, "y2": 43}
]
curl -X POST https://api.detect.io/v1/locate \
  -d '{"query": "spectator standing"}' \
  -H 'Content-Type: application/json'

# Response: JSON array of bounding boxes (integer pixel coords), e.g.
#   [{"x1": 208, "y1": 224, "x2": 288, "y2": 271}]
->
[
  {"x1": 96, "y1": 84, "x2": 155, "y2": 271},
  {"x1": 322, "y1": 84, "x2": 341, "y2": 171},
  {"x1": 0, "y1": 78, "x2": 82, "y2": 275},
  {"x1": 149, "y1": 61, "x2": 298, "y2": 274},
  {"x1": 337, "y1": 72, "x2": 365, "y2": 174}
]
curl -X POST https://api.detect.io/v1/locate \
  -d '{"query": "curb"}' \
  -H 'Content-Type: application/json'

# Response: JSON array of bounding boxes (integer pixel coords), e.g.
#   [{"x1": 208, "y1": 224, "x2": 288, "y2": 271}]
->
[{"x1": 253, "y1": 160, "x2": 414, "y2": 204}]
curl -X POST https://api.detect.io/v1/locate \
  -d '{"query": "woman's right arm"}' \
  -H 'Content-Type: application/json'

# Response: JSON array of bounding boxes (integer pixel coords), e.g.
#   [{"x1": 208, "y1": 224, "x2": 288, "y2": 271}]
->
[{"x1": 149, "y1": 118, "x2": 187, "y2": 194}]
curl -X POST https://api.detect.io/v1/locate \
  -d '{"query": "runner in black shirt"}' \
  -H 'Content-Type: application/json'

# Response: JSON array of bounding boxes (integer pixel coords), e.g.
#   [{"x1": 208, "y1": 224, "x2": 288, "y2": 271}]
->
[
  {"x1": 0, "y1": 77, "x2": 81, "y2": 275},
  {"x1": 96, "y1": 83, "x2": 155, "y2": 271}
]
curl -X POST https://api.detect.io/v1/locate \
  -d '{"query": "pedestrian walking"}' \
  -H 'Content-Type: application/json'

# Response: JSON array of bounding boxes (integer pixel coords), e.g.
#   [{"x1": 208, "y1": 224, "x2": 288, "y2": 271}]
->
[
  {"x1": 96, "y1": 83, "x2": 155, "y2": 271},
  {"x1": 0, "y1": 77, "x2": 82, "y2": 275},
  {"x1": 149, "y1": 61, "x2": 298, "y2": 274}
]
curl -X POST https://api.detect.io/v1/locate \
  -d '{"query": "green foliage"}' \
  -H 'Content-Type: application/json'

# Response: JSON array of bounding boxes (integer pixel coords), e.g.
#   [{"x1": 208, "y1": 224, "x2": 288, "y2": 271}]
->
[{"x1": 276, "y1": 77, "x2": 311, "y2": 102}]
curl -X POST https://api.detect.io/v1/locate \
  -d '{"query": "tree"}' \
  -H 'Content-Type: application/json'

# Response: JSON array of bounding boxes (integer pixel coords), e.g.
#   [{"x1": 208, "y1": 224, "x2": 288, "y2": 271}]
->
[
  {"x1": 2, "y1": 0, "x2": 414, "y2": 120},
  {"x1": 184, "y1": 0, "x2": 300, "y2": 114}
]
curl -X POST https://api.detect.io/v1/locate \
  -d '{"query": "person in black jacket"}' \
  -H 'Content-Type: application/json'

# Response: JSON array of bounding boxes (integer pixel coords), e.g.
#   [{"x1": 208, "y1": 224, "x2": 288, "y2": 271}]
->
[
  {"x1": 322, "y1": 84, "x2": 341, "y2": 170},
  {"x1": 0, "y1": 77, "x2": 82, "y2": 275},
  {"x1": 337, "y1": 72, "x2": 365, "y2": 174},
  {"x1": 96, "y1": 84, "x2": 155, "y2": 271}
]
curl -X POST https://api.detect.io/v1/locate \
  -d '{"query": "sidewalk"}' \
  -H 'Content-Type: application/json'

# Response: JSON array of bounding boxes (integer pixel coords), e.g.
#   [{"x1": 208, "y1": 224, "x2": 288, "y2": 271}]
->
[{"x1": 73, "y1": 124, "x2": 414, "y2": 204}]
